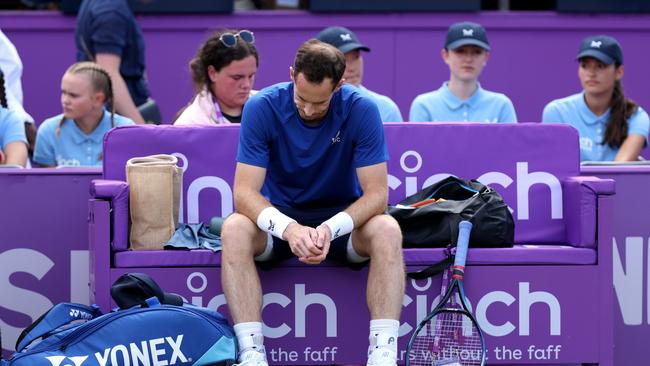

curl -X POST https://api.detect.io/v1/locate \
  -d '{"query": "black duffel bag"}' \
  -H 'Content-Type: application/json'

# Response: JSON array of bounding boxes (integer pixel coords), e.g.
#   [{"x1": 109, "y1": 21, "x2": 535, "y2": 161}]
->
[{"x1": 388, "y1": 175, "x2": 514, "y2": 248}]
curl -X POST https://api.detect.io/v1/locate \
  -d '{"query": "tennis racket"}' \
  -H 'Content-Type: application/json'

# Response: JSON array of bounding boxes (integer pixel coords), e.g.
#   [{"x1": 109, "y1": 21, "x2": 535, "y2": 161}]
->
[{"x1": 406, "y1": 220, "x2": 486, "y2": 366}]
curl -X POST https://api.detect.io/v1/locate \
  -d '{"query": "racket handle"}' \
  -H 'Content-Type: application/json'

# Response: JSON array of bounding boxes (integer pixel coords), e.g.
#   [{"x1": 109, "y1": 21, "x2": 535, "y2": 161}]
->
[{"x1": 454, "y1": 220, "x2": 473, "y2": 267}]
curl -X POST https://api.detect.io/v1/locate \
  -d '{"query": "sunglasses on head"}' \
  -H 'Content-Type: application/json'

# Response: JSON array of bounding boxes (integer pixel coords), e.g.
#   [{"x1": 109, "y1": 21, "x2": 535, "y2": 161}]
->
[{"x1": 219, "y1": 30, "x2": 255, "y2": 47}]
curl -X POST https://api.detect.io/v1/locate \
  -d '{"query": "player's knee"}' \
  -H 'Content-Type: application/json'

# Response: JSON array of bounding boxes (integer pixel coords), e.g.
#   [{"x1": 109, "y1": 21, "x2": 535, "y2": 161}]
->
[
  {"x1": 366, "y1": 215, "x2": 403, "y2": 257},
  {"x1": 376, "y1": 215, "x2": 402, "y2": 243},
  {"x1": 221, "y1": 213, "x2": 257, "y2": 255}
]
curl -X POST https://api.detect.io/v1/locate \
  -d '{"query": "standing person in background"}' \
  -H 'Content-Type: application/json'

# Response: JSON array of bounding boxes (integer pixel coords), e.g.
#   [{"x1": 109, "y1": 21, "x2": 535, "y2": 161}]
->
[
  {"x1": 33, "y1": 62, "x2": 134, "y2": 167},
  {"x1": 174, "y1": 29, "x2": 258, "y2": 125},
  {"x1": 0, "y1": 29, "x2": 37, "y2": 156},
  {"x1": 0, "y1": 70, "x2": 28, "y2": 167},
  {"x1": 76, "y1": 0, "x2": 156, "y2": 124},
  {"x1": 316, "y1": 26, "x2": 403, "y2": 122},
  {"x1": 542, "y1": 35, "x2": 649, "y2": 162},
  {"x1": 221, "y1": 40, "x2": 404, "y2": 366},
  {"x1": 409, "y1": 21, "x2": 517, "y2": 123}
]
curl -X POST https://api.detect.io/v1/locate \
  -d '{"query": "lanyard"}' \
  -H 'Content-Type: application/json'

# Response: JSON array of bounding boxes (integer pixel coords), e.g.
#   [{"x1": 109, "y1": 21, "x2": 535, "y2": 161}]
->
[{"x1": 211, "y1": 94, "x2": 226, "y2": 124}]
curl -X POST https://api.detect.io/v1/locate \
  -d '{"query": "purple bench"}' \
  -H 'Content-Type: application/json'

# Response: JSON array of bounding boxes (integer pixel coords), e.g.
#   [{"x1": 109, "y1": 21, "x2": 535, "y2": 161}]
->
[{"x1": 89, "y1": 123, "x2": 615, "y2": 365}]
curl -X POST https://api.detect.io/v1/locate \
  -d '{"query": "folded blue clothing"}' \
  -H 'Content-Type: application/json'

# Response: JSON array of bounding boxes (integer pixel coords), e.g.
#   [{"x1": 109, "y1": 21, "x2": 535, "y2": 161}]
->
[{"x1": 164, "y1": 223, "x2": 222, "y2": 252}]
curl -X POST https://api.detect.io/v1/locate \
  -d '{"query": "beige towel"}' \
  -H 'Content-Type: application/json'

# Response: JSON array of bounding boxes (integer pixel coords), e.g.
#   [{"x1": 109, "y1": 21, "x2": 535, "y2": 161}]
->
[{"x1": 126, "y1": 154, "x2": 182, "y2": 250}]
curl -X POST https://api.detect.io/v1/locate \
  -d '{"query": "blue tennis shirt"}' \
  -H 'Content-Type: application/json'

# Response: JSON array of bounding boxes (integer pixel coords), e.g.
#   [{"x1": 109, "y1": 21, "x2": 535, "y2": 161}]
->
[
  {"x1": 238, "y1": 82, "x2": 388, "y2": 208},
  {"x1": 0, "y1": 108, "x2": 28, "y2": 150},
  {"x1": 409, "y1": 82, "x2": 517, "y2": 123},
  {"x1": 356, "y1": 85, "x2": 403, "y2": 123},
  {"x1": 34, "y1": 110, "x2": 134, "y2": 167},
  {"x1": 542, "y1": 92, "x2": 650, "y2": 161}
]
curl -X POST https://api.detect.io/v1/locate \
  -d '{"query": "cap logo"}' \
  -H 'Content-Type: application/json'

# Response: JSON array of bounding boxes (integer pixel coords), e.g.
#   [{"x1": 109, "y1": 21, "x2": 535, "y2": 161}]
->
[
  {"x1": 462, "y1": 29, "x2": 474, "y2": 37},
  {"x1": 590, "y1": 40, "x2": 602, "y2": 48},
  {"x1": 339, "y1": 33, "x2": 352, "y2": 42}
]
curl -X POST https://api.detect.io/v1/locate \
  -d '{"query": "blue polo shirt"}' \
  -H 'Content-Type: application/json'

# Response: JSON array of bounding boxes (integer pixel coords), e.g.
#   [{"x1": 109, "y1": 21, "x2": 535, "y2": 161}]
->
[
  {"x1": 542, "y1": 92, "x2": 650, "y2": 161},
  {"x1": 409, "y1": 82, "x2": 517, "y2": 123},
  {"x1": 238, "y1": 82, "x2": 388, "y2": 208},
  {"x1": 357, "y1": 85, "x2": 403, "y2": 123},
  {"x1": 75, "y1": 0, "x2": 150, "y2": 106},
  {"x1": 34, "y1": 110, "x2": 134, "y2": 167},
  {"x1": 0, "y1": 108, "x2": 27, "y2": 150}
]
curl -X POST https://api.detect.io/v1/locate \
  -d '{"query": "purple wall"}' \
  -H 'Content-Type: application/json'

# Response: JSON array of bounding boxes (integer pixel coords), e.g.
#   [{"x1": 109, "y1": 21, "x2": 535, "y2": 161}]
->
[
  {"x1": 3, "y1": 11, "x2": 650, "y2": 131},
  {"x1": 0, "y1": 168, "x2": 101, "y2": 359},
  {"x1": 581, "y1": 165, "x2": 650, "y2": 366}
]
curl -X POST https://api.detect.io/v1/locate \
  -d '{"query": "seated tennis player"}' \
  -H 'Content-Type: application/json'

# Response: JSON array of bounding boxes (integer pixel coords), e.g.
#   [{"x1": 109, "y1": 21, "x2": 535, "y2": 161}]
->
[{"x1": 220, "y1": 39, "x2": 405, "y2": 366}]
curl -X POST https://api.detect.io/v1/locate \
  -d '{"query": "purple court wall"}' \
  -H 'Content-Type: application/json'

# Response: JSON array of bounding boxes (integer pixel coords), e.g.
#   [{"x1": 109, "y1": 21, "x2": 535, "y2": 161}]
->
[{"x1": 3, "y1": 10, "x2": 650, "y2": 135}]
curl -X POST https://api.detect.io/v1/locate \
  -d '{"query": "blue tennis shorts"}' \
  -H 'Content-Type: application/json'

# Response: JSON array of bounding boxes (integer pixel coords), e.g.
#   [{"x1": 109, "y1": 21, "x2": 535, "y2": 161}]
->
[{"x1": 255, "y1": 205, "x2": 369, "y2": 266}]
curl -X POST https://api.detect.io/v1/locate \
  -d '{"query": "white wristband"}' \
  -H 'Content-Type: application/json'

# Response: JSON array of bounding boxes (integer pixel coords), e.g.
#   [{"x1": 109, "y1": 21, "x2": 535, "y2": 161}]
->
[
  {"x1": 256, "y1": 207, "x2": 296, "y2": 239},
  {"x1": 322, "y1": 212, "x2": 354, "y2": 240}
]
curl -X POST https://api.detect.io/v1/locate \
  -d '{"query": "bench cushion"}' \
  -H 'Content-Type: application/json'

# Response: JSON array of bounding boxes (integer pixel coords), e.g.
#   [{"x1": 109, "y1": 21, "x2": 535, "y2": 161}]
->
[{"x1": 113, "y1": 245, "x2": 596, "y2": 268}]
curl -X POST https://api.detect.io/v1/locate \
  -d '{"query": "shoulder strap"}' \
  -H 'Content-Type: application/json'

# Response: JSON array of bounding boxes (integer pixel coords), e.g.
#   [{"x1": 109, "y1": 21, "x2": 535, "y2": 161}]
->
[
  {"x1": 406, "y1": 255, "x2": 454, "y2": 280},
  {"x1": 16, "y1": 303, "x2": 102, "y2": 352}
]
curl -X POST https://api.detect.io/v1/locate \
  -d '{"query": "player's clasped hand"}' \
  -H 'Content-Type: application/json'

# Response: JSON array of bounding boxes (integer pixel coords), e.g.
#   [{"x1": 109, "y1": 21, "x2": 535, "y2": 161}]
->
[
  {"x1": 301, "y1": 224, "x2": 332, "y2": 265},
  {"x1": 284, "y1": 222, "x2": 323, "y2": 260}
]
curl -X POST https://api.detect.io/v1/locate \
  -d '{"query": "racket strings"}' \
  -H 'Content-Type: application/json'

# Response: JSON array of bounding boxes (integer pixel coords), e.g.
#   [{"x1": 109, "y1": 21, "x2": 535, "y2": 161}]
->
[{"x1": 408, "y1": 311, "x2": 483, "y2": 366}]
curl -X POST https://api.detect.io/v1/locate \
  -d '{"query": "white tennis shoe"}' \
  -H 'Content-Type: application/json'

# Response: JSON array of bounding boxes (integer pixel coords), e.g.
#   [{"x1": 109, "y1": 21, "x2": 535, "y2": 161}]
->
[
  {"x1": 235, "y1": 334, "x2": 268, "y2": 366},
  {"x1": 366, "y1": 331, "x2": 398, "y2": 366}
]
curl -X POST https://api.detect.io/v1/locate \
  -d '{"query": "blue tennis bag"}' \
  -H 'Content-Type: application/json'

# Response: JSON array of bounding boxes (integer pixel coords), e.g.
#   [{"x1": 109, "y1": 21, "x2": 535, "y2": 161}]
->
[{"x1": 0, "y1": 272, "x2": 238, "y2": 366}]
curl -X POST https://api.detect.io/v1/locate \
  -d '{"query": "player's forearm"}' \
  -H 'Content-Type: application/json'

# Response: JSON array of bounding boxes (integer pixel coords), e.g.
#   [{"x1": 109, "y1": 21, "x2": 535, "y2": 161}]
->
[
  {"x1": 233, "y1": 186, "x2": 274, "y2": 223},
  {"x1": 344, "y1": 186, "x2": 388, "y2": 228}
]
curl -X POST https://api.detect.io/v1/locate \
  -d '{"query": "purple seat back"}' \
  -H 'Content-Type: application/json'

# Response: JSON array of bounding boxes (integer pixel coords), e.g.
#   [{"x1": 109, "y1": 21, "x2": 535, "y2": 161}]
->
[{"x1": 103, "y1": 123, "x2": 580, "y2": 245}]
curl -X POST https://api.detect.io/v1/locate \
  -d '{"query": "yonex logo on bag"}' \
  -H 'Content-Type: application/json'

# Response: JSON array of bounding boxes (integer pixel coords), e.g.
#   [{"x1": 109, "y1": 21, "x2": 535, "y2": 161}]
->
[
  {"x1": 69, "y1": 309, "x2": 94, "y2": 320},
  {"x1": 462, "y1": 29, "x2": 474, "y2": 37},
  {"x1": 591, "y1": 40, "x2": 602, "y2": 48},
  {"x1": 44, "y1": 334, "x2": 188, "y2": 366},
  {"x1": 46, "y1": 356, "x2": 88, "y2": 366}
]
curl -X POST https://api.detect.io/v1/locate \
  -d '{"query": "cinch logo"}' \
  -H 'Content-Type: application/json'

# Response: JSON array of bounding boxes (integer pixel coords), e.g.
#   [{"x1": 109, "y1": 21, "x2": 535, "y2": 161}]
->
[
  {"x1": 0, "y1": 248, "x2": 90, "y2": 353},
  {"x1": 172, "y1": 153, "x2": 233, "y2": 222},
  {"x1": 44, "y1": 334, "x2": 188, "y2": 366},
  {"x1": 55, "y1": 155, "x2": 81, "y2": 167},
  {"x1": 403, "y1": 280, "x2": 561, "y2": 338}
]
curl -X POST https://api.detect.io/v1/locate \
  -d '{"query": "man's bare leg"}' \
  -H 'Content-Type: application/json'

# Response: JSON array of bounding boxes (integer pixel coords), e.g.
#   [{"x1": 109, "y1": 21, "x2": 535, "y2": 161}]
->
[
  {"x1": 353, "y1": 214, "x2": 405, "y2": 366},
  {"x1": 221, "y1": 213, "x2": 269, "y2": 365}
]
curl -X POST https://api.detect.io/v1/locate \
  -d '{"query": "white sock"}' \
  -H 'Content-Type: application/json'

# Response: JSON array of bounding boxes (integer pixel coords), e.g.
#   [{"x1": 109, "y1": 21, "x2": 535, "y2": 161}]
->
[
  {"x1": 369, "y1": 319, "x2": 399, "y2": 352},
  {"x1": 234, "y1": 322, "x2": 265, "y2": 354}
]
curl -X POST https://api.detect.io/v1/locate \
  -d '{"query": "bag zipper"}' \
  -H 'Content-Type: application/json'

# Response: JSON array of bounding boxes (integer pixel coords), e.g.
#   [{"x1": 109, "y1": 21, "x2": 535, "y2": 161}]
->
[{"x1": 425, "y1": 180, "x2": 479, "y2": 200}]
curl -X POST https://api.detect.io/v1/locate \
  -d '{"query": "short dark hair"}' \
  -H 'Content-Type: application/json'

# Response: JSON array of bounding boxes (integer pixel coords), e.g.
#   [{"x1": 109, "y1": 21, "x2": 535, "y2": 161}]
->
[
  {"x1": 189, "y1": 29, "x2": 259, "y2": 93},
  {"x1": 293, "y1": 39, "x2": 345, "y2": 87}
]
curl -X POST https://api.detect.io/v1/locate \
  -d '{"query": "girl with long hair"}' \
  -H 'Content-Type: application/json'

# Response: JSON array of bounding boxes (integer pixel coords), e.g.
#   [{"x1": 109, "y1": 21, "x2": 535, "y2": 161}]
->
[{"x1": 543, "y1": 35, "x2": 649, "y2": 162}]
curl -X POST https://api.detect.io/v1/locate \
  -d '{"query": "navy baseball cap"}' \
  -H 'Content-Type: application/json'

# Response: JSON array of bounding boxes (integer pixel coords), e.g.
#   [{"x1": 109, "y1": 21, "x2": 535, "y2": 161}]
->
[
  {"x1": 577, "y1": 35, "x2": 623, "y2": 65},
  {"x1": 445, "y1": 21, "x2": 490, "y2": 51},
  {"x1": 111, "y1": 272, "x2": 184, "y2": 309},
  {"x1": 316, "y1": 26, "x2": 370, "y2": 54}
]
